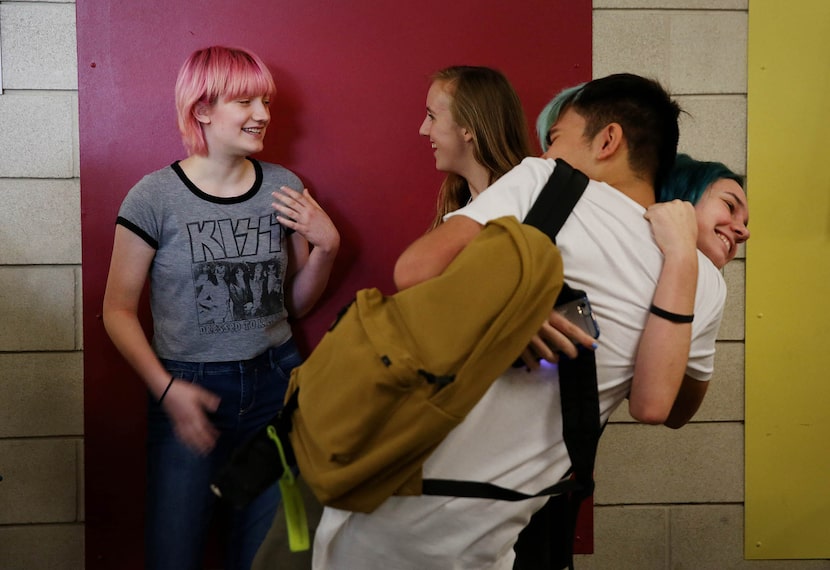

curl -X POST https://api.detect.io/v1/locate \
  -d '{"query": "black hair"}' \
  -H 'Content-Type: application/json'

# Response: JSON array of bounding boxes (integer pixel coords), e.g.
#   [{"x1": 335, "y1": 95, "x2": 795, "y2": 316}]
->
[{"x1": 570, "y1": 73, "x2": 680, "y2": 189}]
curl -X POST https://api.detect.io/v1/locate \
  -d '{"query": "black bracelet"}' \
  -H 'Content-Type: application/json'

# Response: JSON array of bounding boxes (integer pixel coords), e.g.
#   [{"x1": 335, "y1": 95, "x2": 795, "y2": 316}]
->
[
  {"x1": 158, "y1": 376, "x2": 176, "y2": 404},
  {"x1": 649, "y1": 304, "x2": 694, "y2": 323}
]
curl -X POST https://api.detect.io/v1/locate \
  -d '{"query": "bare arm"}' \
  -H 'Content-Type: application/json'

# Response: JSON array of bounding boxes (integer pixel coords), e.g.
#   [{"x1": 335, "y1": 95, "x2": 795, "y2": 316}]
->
[
  {"x1": 628, "y1": 200, "x2": 699, "y2": 425},
  {"x1": 102, "y1": 226, "x2": 220, "y2": 454},
  {"x1": 393, "y1": 215, "x2": 484, "y2": 290},
  {"x1": 396, "y1": 213, "x2": 596, "y2": 365},
  {"x1": 273, "y1": 186, "x2": 340, "y2": 317}
]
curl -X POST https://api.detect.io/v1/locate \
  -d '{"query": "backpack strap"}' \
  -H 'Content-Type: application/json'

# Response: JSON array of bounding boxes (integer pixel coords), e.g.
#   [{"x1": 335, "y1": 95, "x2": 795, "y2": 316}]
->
[
  {"x1": 422, "y1": 159, "x2": 599, "y2": 570},
  {"x1": 522, "y1": 158, "x2": 589, "y2": 243},
  {"x1": 423, "y1": 158, "x2": 595, "y2": 494},
  {"x1": 421, "y1": 473, "x2": 582, "y2": 501},
  {"x1": 524, "y1": 158, "x2": 591, "y2": 328},
  {"x1": 516, "y1": 160, "x2": 599, "y2": 570}
]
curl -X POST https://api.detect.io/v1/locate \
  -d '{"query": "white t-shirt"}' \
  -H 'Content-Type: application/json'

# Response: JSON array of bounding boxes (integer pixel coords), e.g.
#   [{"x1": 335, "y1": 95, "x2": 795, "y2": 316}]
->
[{"x1": 312, "y1": 157, "x2": 726, "y2": 570}]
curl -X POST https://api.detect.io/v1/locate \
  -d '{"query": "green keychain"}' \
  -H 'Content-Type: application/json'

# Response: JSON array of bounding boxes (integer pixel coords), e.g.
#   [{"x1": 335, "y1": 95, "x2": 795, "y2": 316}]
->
[{"x1": 267, "y1": 425, "x2": 310, "y2": 552}]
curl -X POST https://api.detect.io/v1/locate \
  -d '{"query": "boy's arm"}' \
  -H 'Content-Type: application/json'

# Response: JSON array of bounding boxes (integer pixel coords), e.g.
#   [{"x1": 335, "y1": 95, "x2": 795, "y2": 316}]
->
[
  {"x1": 394, "y1": 215, "x2": 484, "y2": 290},
  {"x1": 395, "y1": 159, "x2": 549, "y2": 291}
]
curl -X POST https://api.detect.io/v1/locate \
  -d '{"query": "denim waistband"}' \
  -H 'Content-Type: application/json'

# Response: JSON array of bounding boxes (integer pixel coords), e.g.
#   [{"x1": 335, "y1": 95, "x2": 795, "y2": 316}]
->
[{"x1": 159, "y1": 339, "x2": 297, "y2": 375}]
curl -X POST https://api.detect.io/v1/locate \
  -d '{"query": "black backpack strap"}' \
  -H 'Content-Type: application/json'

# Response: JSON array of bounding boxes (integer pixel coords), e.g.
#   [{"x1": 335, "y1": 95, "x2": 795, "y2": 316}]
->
[
  {"x1": 421, "y1": 344, "x2": 599, "y2": 506},
  {"x1": 525, "y1": 157, "x2": 599, "y2": 505},
  {"x1": 513, "y1": 160, "x2": 602, "y2": 570},
  {"x1": 558, "y1": 349, "x2": 600, "y2": 496},
  {"x1": 423, "y1": 159, "x2": 599, "y2": 570},
  {"x1": 515, "y1": 161, "x2": 599, "y2": 570},
  {"x1": 422, "y1": 475, "x2": 582, "y2": 502},
  {"x1": 423, "y1": 158, "x2": 595, "y2": 501},
  {"x1": 522, "y1": 159, "x2": 589, "y2": 243}
]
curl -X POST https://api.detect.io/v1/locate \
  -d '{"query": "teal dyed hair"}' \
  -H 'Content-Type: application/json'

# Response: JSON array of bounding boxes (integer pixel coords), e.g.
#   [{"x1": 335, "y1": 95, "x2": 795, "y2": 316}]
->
[
  {"x1": 659, "y1": 153, "x2": 743, "y2": 204},
  {"x1": 536, "y1": 83, "x2": 585, "y2": 152},
  {"x1": 536, "y1": 74, "x2": 680, "y2": 189}
]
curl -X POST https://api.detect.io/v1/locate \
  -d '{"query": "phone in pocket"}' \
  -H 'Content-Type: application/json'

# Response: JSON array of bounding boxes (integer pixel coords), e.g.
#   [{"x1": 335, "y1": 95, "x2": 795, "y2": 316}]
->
[{"x1": 555, "y1": 292, "x2": 600, "y2": 340}]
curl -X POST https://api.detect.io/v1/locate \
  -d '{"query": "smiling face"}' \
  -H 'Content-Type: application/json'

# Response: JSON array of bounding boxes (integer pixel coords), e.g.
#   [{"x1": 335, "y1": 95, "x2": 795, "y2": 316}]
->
[
  {"x1": 418, "y1": 80, "x2": 473, "y2": 175},
  {"x1": 694, "y1": 178, "x2": 750, "y2": 268},
  {"x1": 200, "y1": 93, "x2": 271, "y2": 157}
]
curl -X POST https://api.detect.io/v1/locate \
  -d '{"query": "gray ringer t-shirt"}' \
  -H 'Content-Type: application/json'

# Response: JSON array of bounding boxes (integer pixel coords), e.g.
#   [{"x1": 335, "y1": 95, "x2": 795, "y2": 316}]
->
[{"x1": 116, "y1": 158, "x2": 297, "y2": 362}]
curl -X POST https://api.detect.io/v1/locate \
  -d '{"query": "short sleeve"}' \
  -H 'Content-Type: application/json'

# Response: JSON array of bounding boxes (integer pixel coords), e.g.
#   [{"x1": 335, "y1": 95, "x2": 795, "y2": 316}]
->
[
  {"x1": 445, "y1": 157, "x2": 556, "y2": 225},
  {"x1": 686, "y1": 257, "x2": 728, "y2": 381}
]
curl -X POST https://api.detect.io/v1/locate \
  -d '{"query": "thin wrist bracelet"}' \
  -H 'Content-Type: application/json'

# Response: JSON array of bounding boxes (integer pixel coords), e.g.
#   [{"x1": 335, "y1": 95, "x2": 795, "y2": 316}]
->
[
  {"x1": 158, "y1": 376, "x2": 176, "y2": 404},
  {"x1": 649, "y1": 304, "x2": 694, "y2": 323}
]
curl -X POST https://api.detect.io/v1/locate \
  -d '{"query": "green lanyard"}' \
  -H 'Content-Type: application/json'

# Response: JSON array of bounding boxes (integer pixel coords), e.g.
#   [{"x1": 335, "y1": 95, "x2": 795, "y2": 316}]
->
[{"x1": 267, "y1": 425, "x2": 310, "y2": 552}]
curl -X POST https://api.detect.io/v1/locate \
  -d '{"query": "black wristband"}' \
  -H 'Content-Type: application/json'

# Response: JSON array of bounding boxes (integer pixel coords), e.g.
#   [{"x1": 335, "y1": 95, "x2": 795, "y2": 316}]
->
[
  {"x1": 158, "y1": 376, "x2": 176, "y2": 404},
  {"x1": 649, "y1": 304, "x2": 694, "y2": 323}
]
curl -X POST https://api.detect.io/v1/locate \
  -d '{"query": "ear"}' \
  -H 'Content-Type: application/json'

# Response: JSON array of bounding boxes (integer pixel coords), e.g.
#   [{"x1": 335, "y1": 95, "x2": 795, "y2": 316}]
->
[
  {"x1": 594, "y1": 122, "x2": 624, "y2": 160},
  {"x1": 193, "y1": 102, "x2": 212, "y2": 125},
  {"x1": 461, "y1": 127, "x2": 474, "y2": 143}
]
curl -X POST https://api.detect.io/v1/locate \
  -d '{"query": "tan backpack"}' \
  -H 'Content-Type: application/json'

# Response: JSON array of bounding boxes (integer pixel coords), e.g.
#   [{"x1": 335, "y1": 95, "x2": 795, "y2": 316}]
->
[
  {"x1": 212, "y1": 162, "x2": 599, "y2": 563},
  {"x1": 287, "y1": 215, "x2": 563, "y2": 512}
]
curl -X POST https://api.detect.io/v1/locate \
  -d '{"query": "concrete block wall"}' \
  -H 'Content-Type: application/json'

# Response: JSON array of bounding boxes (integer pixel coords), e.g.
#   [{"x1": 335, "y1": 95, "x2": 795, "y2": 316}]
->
[
  {"x1": 582, "y1": 1, "x2": 828, "y2": 569},
  {"x1": 0, "y1": 0, "x2": 85, "y2": 568}
]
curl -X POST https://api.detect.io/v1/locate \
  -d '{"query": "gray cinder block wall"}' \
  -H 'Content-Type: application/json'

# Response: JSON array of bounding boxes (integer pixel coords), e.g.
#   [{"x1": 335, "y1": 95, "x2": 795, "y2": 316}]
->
[
  {"x1": 0, "y1": 1, "x2": 827, "y2": 568},
  {"x1": 0, "y1": 0, "x2": 85, "y2": 568},
  {"x1": 580, "y1": 2, "x2": 829, "y2": 569}
]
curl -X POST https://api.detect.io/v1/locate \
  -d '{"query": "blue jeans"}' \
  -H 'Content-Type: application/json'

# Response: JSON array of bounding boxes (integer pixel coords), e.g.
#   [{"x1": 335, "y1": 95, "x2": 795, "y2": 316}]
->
[{"x1": 145, "y1": 340, "x2": 302, "y2": 570}]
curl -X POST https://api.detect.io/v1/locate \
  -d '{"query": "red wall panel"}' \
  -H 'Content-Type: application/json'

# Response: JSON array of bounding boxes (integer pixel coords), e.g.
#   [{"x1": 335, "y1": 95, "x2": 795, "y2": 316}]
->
[{"x1": 77, "y1": 1, "x2": 591, "y2": 566}]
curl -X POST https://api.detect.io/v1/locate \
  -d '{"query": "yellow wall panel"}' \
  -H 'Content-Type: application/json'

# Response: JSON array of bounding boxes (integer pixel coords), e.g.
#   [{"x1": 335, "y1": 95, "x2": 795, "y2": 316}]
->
[{"x1": 746, "y1": 0, "x2": 830, "y2": 559}]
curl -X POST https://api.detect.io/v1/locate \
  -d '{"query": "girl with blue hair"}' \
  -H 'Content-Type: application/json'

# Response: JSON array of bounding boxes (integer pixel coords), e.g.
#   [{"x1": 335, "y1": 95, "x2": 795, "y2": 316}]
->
[{"x1": 512, "y1": 83, "x2": 750, "y2": 570}]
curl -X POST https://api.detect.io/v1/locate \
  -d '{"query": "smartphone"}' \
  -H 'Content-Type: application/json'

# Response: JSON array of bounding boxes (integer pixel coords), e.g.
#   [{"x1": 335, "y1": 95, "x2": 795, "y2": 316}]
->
[
  {"x1": 512, "y1": 287, "x2": 599, "y2": 368},
  {"x1": 555, "y1": 292, "x2": 600, "y2": 340}
]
